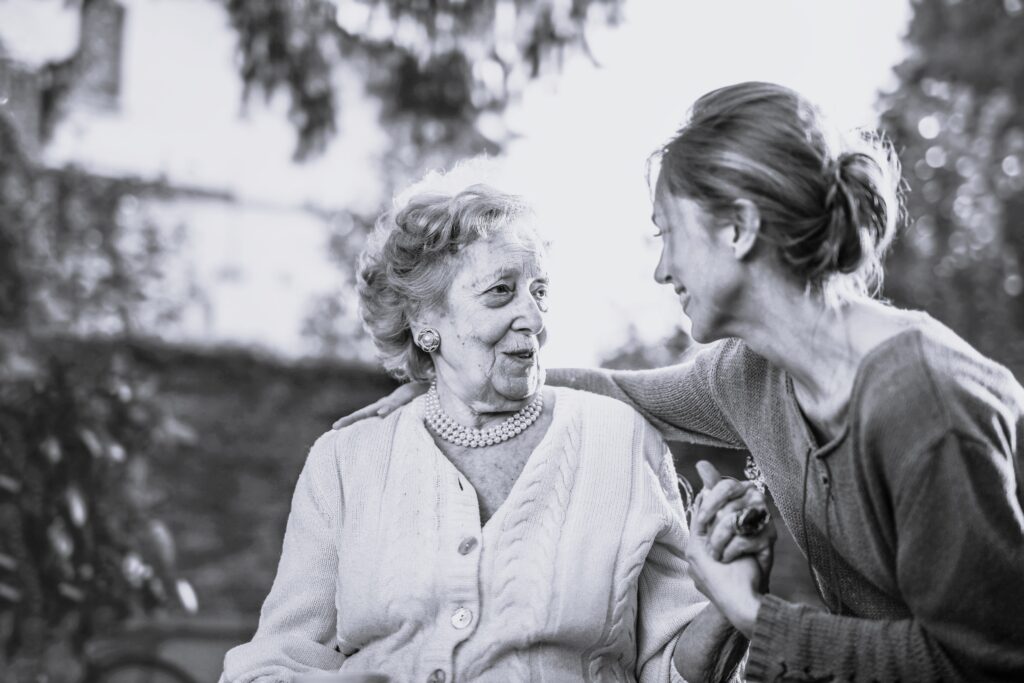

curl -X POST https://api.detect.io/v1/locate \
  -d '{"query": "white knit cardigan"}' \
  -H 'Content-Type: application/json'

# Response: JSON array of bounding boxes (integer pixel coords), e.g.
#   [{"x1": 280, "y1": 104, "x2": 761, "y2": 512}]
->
[{"x1": 221, "y1": 387, "x2": 705, "y2": 683}]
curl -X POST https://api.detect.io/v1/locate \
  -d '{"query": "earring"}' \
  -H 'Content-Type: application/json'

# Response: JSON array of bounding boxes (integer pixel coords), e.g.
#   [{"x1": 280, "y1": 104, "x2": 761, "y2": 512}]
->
[{"x1": 414, "y1": 327, "x2": 441, "y2": 353}]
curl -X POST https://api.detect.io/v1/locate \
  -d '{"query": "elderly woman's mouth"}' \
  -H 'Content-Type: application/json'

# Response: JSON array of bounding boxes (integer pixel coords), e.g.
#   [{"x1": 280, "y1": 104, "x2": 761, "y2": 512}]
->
[{"x1": 505, "y1": 349, "x2": 537, "y2": 361}]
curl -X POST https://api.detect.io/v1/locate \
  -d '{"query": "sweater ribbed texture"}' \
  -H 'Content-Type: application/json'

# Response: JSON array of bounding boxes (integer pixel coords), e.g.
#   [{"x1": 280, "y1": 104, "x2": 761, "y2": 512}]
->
[
  {"x1": 561, "y1": 315, "x2": 1024, "y2": 682},
  {"x1": 221, "y1": 387, "x2": 708, "y2": 683}
]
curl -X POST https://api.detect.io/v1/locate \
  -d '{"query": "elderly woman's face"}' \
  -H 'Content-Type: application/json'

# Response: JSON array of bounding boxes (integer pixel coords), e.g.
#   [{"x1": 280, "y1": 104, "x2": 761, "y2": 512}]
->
[{"x1": 429, "y1": 227, "x2": 549, "y2": 408}]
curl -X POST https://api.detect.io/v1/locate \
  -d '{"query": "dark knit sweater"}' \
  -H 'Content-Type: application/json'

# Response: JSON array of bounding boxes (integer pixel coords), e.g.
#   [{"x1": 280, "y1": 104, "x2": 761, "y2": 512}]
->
[{"x1": 555, "y1": 317, "x2": 1024, "y2": 681}]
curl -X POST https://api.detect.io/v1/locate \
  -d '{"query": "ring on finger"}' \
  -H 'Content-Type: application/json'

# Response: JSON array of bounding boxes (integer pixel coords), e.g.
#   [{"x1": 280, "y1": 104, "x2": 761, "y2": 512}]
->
[
  {"x1": 733, "y1": 506, "x2": 770, "y2": 537},
  {"x1": 687, "y1": 490, "x2": 704, "y2": 515}
]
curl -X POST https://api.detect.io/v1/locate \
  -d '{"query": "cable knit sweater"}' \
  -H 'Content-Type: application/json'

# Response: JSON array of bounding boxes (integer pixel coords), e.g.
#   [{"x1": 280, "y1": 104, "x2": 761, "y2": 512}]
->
[
  {"x1": 221, "y1": 387, "x2": 709, "y2": 683},
  {"x1": 558, "y1": 316, "x2": 1024, "y2": 682}
]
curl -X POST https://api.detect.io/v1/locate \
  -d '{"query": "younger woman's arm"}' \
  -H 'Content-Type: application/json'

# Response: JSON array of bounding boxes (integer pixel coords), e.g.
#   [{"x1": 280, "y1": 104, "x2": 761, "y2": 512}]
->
[{"x1": 548, "y1": 343, "x2": 743, "y2": 448}]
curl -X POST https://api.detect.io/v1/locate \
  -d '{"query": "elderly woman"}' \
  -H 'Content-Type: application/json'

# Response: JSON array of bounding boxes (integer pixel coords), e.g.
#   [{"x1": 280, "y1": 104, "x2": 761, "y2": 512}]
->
[{"x1": 221, "y1": 181, "x2": 773, "y2": 683}]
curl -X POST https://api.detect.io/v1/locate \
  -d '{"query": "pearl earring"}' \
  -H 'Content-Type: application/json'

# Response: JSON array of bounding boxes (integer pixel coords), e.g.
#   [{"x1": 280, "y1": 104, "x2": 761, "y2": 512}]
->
[{"x1": 414, "y1": 327, "x2": 441, "y2": 353}]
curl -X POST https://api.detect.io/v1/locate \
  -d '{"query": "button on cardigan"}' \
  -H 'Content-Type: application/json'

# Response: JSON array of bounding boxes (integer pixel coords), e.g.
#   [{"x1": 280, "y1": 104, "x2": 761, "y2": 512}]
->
[{"x1": 221, "y1": 387, "x2": 708, "y2": 683}]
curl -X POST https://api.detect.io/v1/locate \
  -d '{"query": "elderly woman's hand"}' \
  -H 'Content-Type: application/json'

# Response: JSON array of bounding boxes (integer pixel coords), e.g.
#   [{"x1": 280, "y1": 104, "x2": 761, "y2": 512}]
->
[
  {"x1": 692, "y1": 460, "x2": 776, "y2": 579},
  {"x1": 332, "y1": 381, "x2": 429, "y2": 430},
  {"x1": 685, "y1": 498, "x2": 765, "y2": 639}
]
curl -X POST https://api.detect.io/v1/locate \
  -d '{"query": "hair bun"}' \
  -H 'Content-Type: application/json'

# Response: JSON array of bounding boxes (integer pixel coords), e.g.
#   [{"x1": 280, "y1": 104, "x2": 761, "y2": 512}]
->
[
  {"x1": 822, "y1": 154, "x2": 868, "y2": 274},
  {"x1": 819, "y1": 148, "x2": 900, "y2": 284}
]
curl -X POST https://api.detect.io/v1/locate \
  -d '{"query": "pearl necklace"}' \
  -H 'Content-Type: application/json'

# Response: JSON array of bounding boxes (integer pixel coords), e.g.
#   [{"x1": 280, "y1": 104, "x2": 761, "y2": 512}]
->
[{"x1": 424, "y1": 382, "x2": 543, "y2": 448}]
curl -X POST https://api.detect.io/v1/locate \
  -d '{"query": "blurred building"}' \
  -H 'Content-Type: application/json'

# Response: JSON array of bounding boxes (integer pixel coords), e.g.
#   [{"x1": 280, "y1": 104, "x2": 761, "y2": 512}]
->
[{"x1": 0, "y1": 0, "x2": 384, "y2": 360}]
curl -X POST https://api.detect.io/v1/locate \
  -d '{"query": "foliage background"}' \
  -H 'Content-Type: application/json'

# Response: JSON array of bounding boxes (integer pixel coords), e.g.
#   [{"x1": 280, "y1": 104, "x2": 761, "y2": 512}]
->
[
  {"x1": 1, "y1": 0, "x2": 1022, "y2": 679},
  {"x1": 879, "y1": 0, "x2": 1024, "y2": 379}
]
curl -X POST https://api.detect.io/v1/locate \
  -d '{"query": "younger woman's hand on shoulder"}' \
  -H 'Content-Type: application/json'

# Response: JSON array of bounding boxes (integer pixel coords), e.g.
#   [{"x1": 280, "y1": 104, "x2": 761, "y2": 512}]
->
[{"x1": 332, "y1": 381, "x2": 429, "y2": 429}]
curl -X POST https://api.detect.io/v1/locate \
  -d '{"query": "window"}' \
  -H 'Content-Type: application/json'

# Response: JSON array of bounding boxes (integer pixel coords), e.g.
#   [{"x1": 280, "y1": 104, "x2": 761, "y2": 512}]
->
[{"x1": 73, "y1": 0, "x2": 125, "y2": 110}]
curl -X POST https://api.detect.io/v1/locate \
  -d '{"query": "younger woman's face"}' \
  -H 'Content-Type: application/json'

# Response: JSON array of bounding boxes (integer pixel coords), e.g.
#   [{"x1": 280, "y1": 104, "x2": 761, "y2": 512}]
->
[
  {"x1": 427, "y1": 226, "x2": 549, "y2": 411},
  {"x1": 651, "y1": 173, "x2": 746, "y2": 342}
]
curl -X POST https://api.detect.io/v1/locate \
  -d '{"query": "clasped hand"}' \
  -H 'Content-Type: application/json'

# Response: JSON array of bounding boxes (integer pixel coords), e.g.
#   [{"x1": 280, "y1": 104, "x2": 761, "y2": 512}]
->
[{"x1": 685, "y1": 460, "x2": 776, "y2": 638}]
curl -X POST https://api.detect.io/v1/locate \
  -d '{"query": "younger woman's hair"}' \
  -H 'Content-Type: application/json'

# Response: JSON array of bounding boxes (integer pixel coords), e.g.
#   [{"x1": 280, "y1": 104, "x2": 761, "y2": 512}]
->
[
  {"x1": 655, "y1": 81, "x2": 904, "y2": 300},
  {"x1": 358, "y1": 181, "x2": 536, "y2": 381}
]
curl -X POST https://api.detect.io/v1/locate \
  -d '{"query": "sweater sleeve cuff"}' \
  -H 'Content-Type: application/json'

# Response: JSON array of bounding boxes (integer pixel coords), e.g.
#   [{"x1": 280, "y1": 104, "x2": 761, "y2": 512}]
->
[{"x1": 744, "y1": 594, "x2": 796, "y2": 682}]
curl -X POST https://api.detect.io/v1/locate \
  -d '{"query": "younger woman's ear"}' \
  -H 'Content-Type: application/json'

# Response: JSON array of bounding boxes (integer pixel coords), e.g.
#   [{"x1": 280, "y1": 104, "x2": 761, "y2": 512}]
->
[{"x1": 729, "y1": 199, "x2": 761, "y2": 260}]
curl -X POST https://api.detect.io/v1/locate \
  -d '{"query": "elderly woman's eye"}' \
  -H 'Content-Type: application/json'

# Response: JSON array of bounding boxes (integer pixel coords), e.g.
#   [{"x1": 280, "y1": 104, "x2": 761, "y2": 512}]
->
[
  {"x1": 532, "y1": 287, "x2": 549, "y2": 311},
  {"x1": 489, "y1": 284, "x2": 514, "y2": 295}
]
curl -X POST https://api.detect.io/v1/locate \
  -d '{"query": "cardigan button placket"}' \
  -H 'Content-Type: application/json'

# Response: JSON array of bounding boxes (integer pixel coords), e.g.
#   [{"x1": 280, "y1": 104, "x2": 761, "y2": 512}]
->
[{"x1": 457, "y1": 537, "x2": 478, "y2": 555}]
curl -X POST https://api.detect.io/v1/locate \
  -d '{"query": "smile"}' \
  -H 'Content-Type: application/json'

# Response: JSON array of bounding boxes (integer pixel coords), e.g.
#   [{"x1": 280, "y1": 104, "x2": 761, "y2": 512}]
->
[{"x1": 676, "y1": 287, "x2": 690, "y2": 308}]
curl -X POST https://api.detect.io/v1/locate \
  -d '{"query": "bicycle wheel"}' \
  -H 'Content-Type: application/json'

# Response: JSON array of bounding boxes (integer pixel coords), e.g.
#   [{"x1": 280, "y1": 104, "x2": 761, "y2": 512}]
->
[{"x1": 83, "y1": 654, "x2": 199, "y2": 683}]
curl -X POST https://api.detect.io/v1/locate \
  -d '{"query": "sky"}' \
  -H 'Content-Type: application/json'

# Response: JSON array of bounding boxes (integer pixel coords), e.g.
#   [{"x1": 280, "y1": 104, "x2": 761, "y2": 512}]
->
[{"x1": 0, "y1": 0, "x2": 912, "y2": 367}]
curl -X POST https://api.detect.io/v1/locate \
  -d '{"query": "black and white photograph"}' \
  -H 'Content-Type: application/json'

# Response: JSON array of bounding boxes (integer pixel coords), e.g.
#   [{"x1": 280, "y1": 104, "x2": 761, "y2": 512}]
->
[{"x1": 1, "y1": 1, "x2": 1023, "y2": 681}]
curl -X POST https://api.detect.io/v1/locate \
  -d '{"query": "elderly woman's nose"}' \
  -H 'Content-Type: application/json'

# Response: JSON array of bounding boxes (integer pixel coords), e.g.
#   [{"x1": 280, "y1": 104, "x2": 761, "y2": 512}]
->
[{"x1": 512, "y1": 291, "x2": 545, "y2": 333}]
